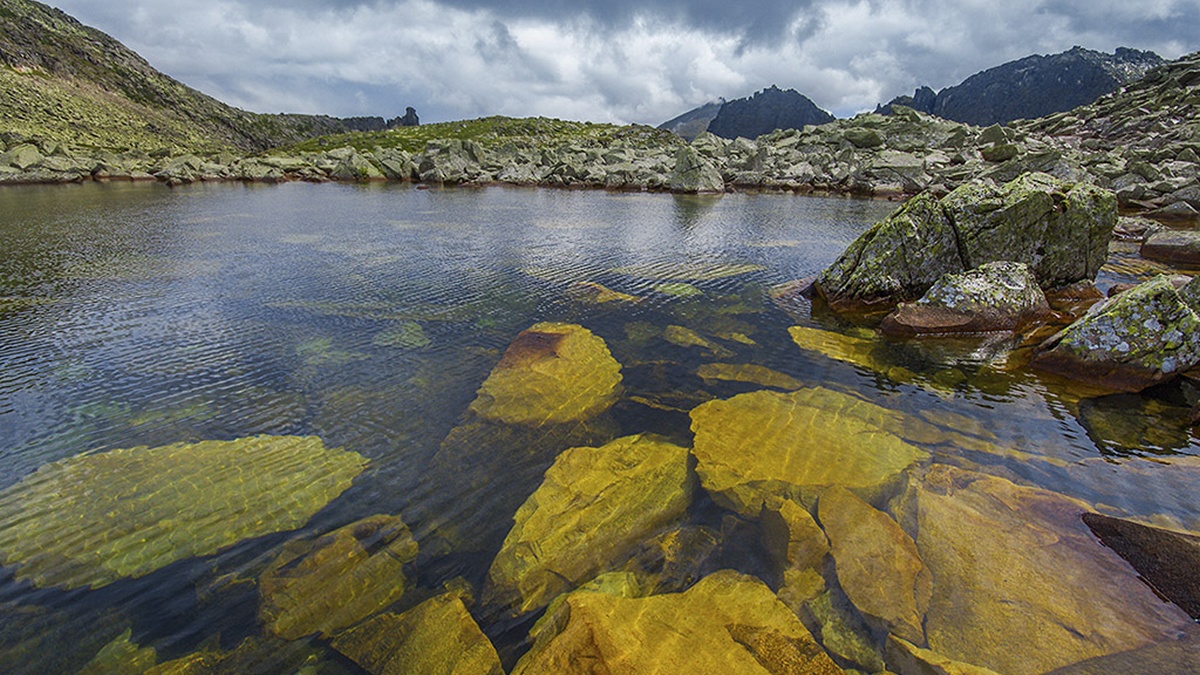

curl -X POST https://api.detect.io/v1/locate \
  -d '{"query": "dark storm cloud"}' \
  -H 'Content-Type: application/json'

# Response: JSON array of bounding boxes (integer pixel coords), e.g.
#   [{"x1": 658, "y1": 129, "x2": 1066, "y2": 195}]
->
[{"x1": 46, "y1": 0, "x2": 1200, "y2": 125}]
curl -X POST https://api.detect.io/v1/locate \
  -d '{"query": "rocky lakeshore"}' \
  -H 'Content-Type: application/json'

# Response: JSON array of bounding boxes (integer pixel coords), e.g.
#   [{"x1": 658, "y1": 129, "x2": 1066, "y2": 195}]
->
[{"x1": 3, "y1": 51, "x2": 1199, "y2": 221}]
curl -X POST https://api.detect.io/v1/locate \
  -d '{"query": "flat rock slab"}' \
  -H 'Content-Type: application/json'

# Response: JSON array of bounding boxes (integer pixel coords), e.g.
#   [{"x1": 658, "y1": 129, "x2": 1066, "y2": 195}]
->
[{"x1": 1141, "y1": 228, "x2": 1200, "y2": 265}]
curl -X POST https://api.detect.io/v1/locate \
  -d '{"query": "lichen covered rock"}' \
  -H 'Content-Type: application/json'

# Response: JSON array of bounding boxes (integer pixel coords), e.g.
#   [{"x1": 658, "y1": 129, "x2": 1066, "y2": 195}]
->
[
  {"x1": 669, "y1": 145, "x2": 725, "y2": 193},
  {"x1": 689, "y1": 388, "x2": 930, "y2": 515},
  {"x1": 485, "y1": 434, "x2": 695, "y2": 616},
  {"x1": 816, "y1": 173, "x2": 1115, "y2": 312},
  {"x1": 512, "y1": 570, "x2": 843, "y2": 674},
  {"x1": 468, "y1": 322, "x2": 623, "y2": 425},
  {"x1": 881, "y1": 261, "x2": 1051, "y2": 336},
  {"x1": 0, "y1": 435, "x2": 367, "y2": 590},
  {"x1": 331, "y1": 593, "x2": 503, "y2": 675},
  {"x1": 259, "y1": 514, "x2": 419, "y2": 639},
  {"x1": 1032, "y1": 275, "x2": 1200, "y2": 391}
]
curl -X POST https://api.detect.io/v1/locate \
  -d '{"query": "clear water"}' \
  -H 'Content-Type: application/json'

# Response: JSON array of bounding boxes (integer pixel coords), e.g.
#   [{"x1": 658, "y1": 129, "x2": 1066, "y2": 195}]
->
[{"x1": 0, "y1": 181, "x2": 1196, "y2": 671}]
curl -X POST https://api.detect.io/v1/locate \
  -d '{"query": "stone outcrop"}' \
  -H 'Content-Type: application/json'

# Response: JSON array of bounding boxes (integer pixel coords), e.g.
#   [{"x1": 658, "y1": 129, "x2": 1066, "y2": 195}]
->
[
  {"x1": 706, "y1": 85, "x2": 836, "y2": 140},
  {"x1": 259, "y1": 514, "x2": 419, "y2": 640},
  {"x1": 1032, "y1": 275, "x2": 1200, "y2": 392},
  {"x1": 512, "y1": 570, "x2": 844, "y2": 674},
  {"x1": 330, "y1": 593, "x2": 503, "y2": 675},
  {"x1": 484, "y1": 434, "x2": 695, "y2": 616},
  {"x1": 880, "y1": 261, "x2": 1051, "y2": 336},
  {"x1": 689, "y1": 388, "x2": 930, "y2": 515},
  {"x1": 914, "y1": 465, "x2": 1192, "y2": 674},
  {"x1": 816, "y1": 173, "x2": 1116, "y2": 312}
]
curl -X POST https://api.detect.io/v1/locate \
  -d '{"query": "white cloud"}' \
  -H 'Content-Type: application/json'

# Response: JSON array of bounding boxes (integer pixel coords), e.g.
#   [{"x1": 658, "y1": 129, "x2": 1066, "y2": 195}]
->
[{"x1": 48, "y1": 0, "x2": 1200, "y2": 124}]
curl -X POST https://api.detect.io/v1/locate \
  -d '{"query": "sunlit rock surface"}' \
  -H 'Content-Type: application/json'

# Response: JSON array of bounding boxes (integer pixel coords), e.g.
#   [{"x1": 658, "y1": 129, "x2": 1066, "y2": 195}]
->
[
  {"x1": 485, "y1": 434, "x2": 694, "y2": 616},
  {"x1": 761, "y1": 498, "x2": 829, "y2": 573},
  {"x1": 468, "y1": 322, "x2": 623, "y2": 425},
  {"x1": 915, "y1": 465, "x2": 1192, "y2": 674},
  {"x1": 690, "y1": 388, "x2": 930, "y2": 515},
  {"x1": 818, "y1": 487, "x2": 931, "y2": 644},
  {"x1": 0, "y1": 435, "x2": 367, "y2": 589},
  {"x1": 698, "y1": 363, "x2": 803, "y2": 390},
  {"x1": 512, "y1": 570, "x2": 844, "y2": 674},
  {"x1": 331, "y1": 593, "x2": 503, "y2": 675},
  {"x1": 259, "y1": 514, "x2": 419, "y2": 639}
]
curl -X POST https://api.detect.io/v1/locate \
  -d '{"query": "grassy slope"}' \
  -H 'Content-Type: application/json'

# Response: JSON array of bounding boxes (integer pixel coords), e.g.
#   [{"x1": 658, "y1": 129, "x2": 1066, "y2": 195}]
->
[
  {"x1": 280, "y1": 116, "x2": 684, "y2": 154},
  {"x1": 0, "y1": 0, "x2": 352, "y2": 153}
]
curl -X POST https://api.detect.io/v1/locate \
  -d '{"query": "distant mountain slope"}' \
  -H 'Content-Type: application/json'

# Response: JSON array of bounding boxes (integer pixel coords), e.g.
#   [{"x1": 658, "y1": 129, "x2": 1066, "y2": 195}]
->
[
  {"x1": 878, "y1": 47, "x2": 1164, "y2": 126},
  {"x1": 0, "y1": 0, "x2": 377, "y2": 152},
  {"x1": 658, "y1": 100, "x2": 724, "y2": 141},
  {"x1": 705, "y1": 86, "x2": 835, "y2": 140}
]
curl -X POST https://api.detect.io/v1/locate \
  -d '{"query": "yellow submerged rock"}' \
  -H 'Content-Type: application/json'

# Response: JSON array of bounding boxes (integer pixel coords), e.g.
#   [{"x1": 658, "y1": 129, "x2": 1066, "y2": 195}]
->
[
  {"x1": 468, "y1": 322, "x2": 623, "y2": 426},
  {"x1": 568, "y1": 281, "x2": 642, "y2": 305},
  {"x1": 818, "y1": 487, "x2": 930, "y2": 645},
  {"x1": 689, "y1": 388, "x2": 930, "y2": 515},
  {"x1": 485, "y1": 434, "x2": 695, "y2": 616},
  {"x1": 512, "y1": 570, "x2": 844, "y2": 675},
  {"x1": 0, "y1": 435, "x2": 367, "y2": 590},
  {"x1": 331, "y1": 593, "x2": 503, "y2": 675},
  {"x1": 259, "y1": 514, "x2": 419, "y2": 640},
  {"x1": 698, "y1": 363, "x2": 803, "y2": 390},
  {"x1": 916, "y1": 465, "x2": 1193, "y2": 674},
  {"x1": 78, "y1": 629, "x2": 157, "y2": 675},
  {"x1": 664, "y1": 324, "x2": 734, "y2": 358}
]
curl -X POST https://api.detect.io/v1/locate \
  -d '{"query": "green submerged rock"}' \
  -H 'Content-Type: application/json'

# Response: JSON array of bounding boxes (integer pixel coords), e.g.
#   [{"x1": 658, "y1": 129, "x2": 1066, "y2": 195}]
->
[{"x1": 0, "y1": 435, "x2": 367, "y2": 590}]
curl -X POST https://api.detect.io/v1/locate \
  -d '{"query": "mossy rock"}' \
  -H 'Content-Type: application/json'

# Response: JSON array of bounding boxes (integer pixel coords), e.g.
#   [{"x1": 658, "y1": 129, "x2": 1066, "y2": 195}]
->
[{"x1": 0, "y1": 435, "x2": 367, "y2": 589}]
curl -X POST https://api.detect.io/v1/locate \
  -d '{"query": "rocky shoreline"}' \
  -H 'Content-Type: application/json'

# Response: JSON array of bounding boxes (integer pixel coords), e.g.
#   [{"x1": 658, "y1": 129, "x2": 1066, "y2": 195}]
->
[{"x1": 3, "y1": 53, "x2": 1197, "y2": 221}]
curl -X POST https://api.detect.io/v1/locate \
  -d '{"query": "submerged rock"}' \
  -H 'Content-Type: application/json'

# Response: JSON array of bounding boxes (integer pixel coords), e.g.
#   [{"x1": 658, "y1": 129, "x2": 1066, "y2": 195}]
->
[
  {"x1": 816, "y1": 173, "x2": 1115, "y2": 312},
  {"x1": 818, "y1": 487, "x2": 931, "y2": 645},
  {"x1": 512, "y1": 570, "x2": 843, "y2": 674},
  {"x1": 468, "y1": 322, "x2": 623, "y2": 425},
  {"x1": 485, "y1": 434, "x2": 694, "y2": 616},
  {"x1": 78, "y1": 629, "x2": 157, "y2": 675},
  {"x1": 881, "y1": 261, "x2": 1051, "y2": 336},
  {"x1": 0, "y1": 435, "x2": 366, "y2": 590},
  {"x1": 697, "y1": 363, "x2": 803, "y2": 390},
  {"x1": 1032, "y1": 275, "x2": 1200, "y2": 392},
  {"x1": 259, "y1": 514, "x2": 419, "y2": 639},
  {"x1": 689, "y1": 388, "x2": 930, "y2": 515},
  {"x1": 761, "y1": 498, "x2": 829, "y2": 574},
  {"x1": 915, "y1": 465, "x2": 1192, "y2": 674},
  {"x1": 885, "y1": 636, "x2": 1002, "y2": 675},
  {"x1": 331, "y1": 593, "x2": 503, "y2": 675}
]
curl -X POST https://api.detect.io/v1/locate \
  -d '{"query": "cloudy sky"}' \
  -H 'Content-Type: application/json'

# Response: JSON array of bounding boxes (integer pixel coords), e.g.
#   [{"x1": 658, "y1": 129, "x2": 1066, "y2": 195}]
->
[{"x1": 48, "y1": 0, "x2": 1200, "y2": 125}]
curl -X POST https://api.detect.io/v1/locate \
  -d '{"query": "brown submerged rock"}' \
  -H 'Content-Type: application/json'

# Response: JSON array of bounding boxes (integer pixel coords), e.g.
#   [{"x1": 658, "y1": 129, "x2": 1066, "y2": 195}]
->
[
  {"x1": 512, "y1": 570, "x2": 844, "y2": 674},
  {"x1": 915, "y1": 465, "x2": 1192, "y2": 674},
  {"x1": 259, "y1": 514, "x2": 418, "y2": 640},
  {"x1": 1141, "y1": 228, "x2": 1200, "y2": 265},
  {"x1": 331, "y1": 593, "x2": 503, "y2": 675},
  {"x1": 818, "y1": 487, "x2": 931, "y2": 645}
]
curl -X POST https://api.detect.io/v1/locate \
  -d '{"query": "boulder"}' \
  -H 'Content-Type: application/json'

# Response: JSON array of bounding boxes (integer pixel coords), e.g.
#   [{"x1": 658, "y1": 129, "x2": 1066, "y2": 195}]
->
[
  {"x1": 689, "y1": 388, "x2": 930, "y2": 516},
  {"x1": 259, "y1": 514, "x2": 419, "y2": 639},
  {"x1": 1032, "y1": 275, "x2": 1200, "y2": 392},
  {"x1": 468, "y1": 322, "x2": 623, "y2": 425},
  {"x1": 0, "y1": 436, "x2": 366, "y2": 590},
  {"x1": 330, "y1": 593, "x2": 503, "y2": 675},
  {"x1": 915, "y1": 465, "x2": 1192, "y2": 674},
  {"x1": 0, "y1": 144, "x2": 44, "y2": 170},
  {"x1": 484, "y1": 434, "x2": 695, "y2": 616},
  {"x1": 816, "y1": 173, "x2": 1116, "y2": 312},
  {"x1": 512, "y1": 570, "x2": 843, "y2": 675},
  {"x1": 668, "y1": 145, "x2": 725, "y2": 193},
  {"x1": 880, "y1": 261, "x2": 1051, "y2": 336},
  {"x1": 818, "y1": 487, "x2": 931, "y2": 645},
  {"x1": 1140, "y1": 228, "x2": 1200, "y2": 265}
]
